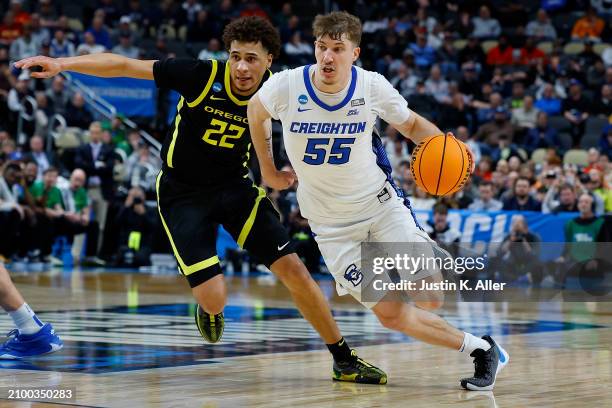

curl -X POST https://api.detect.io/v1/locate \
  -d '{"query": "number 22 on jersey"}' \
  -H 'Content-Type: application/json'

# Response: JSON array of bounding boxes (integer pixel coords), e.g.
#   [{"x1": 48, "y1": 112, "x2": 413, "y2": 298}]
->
[
  {"x1": 202, "y1": 118, "x2": 245, "y2": 148},
  {"x1": 303, "y1": 138, "x2": 356, "y2": 165}
]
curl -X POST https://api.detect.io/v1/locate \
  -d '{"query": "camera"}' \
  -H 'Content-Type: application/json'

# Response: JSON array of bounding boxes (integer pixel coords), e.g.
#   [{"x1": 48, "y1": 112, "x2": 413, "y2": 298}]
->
[{"x1": 133, "y1": 197, "x2": 143, "y2": 205}]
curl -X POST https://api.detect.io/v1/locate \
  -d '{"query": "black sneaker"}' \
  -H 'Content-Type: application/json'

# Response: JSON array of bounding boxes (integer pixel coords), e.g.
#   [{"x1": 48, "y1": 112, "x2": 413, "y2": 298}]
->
[
  {"x1": 333, "y1": 349, "x2": 388, "y2": 384},
  {"x1": 461, "y1": 335, "x2": 509, "y2": 391},
  {"x1": 195, "y1": 304, "x2": 224, "y2": 343}
]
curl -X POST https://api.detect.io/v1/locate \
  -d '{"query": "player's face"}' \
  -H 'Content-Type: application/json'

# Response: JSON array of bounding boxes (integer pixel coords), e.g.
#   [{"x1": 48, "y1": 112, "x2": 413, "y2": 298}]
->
[
  {"x1": 314, "y1": 34, "x2": 360, "y2": 89},
  {"x1": 228, "y1": 41, "x2": 272, "y2": 96}
]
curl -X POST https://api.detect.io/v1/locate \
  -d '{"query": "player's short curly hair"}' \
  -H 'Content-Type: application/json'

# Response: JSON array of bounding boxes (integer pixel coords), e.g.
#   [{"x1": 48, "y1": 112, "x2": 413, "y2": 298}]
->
[
  {"x1": 222, "y1": 16, "x2": 281, "y2": 58},
  {"x1": 312, "y1": 11, "x2": 362, "y2": 46}
]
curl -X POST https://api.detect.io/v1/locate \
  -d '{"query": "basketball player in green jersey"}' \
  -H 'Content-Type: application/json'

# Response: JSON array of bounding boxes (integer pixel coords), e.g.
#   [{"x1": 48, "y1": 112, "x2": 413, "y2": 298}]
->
[{"x1": 15, "y1": 17, "x2": 386, "y2": 384}]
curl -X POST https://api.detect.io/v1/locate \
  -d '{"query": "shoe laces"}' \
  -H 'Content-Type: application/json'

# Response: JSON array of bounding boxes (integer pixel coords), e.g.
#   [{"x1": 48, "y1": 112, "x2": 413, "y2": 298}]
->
[
  {"x1": 350, "y1": 350, "x2": 374, "y2": 369},
  {"x1": 1, "y1": 329, "x2": 19, "y2": 347},
  {"x1": 5, "y1": 329, "x2": 19, "y2": 338}
]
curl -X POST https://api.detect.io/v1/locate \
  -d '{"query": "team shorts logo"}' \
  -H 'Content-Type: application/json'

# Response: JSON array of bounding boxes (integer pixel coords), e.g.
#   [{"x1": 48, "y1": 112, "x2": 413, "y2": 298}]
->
[
  {"x1": 212, "y1": 82, "x2": 223, "y2": 93},
  {"x1": 298, "y1": 94, "x2": 308, "y2": 105},
  {"x1": 344, "y1": 264, "x2": 363, "y2": 286}
]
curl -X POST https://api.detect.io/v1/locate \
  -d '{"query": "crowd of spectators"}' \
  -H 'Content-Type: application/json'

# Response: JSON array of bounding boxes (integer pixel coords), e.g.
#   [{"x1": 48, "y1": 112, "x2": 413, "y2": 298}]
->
[{"x1": 0, "y1": 0, "x2": 610, "y2": 270}]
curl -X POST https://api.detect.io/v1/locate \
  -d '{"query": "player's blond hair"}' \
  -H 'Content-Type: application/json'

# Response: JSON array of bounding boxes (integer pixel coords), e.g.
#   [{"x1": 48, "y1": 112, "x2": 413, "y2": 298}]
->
[{"x1": 312, "y1": 11, "x2": 362, "y2": 46}]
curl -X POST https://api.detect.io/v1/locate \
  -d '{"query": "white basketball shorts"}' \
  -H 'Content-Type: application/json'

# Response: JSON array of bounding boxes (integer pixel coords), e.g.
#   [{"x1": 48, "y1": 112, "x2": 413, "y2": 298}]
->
[{"x1": 309, "y1": 181, "x2": 440, "y2": 308}]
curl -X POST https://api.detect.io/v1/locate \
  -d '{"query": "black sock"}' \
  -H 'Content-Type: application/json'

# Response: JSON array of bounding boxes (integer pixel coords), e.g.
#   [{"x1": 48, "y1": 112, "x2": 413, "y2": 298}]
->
[{"x1": 327, "y1": 337, "x2": 353, "y2": 362}]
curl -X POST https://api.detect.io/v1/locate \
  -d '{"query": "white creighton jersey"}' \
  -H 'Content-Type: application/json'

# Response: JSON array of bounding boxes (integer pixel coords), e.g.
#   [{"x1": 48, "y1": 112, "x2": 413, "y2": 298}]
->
[{"x1": 258, "y1": 65, "x2": 412, "y2": 224}]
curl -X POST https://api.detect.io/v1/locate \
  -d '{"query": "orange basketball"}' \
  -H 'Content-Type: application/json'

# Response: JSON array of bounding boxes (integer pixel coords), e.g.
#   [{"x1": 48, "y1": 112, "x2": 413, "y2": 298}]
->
[{"x1": 410, "y1": 134, "x2": 472, "y2": 196}]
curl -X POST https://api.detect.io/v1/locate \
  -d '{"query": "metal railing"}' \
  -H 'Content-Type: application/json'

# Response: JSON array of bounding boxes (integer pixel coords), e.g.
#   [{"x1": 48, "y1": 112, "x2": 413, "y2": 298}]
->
[
  {"x1": 47, "y1": 113, "x2": 67, "y2": 154},
  {"x1": 60, "y1": 72, "x2": 162, "y2": 154}
]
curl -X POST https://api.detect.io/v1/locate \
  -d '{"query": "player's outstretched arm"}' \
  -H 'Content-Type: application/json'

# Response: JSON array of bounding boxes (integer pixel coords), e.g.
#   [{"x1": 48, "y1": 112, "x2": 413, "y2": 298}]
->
[
  {"x1": 14, "y1": 54, "x2": 155, "y2": 80},
  {"x1": 247, "y1": 94, "x2": 295, "y2": 190}
]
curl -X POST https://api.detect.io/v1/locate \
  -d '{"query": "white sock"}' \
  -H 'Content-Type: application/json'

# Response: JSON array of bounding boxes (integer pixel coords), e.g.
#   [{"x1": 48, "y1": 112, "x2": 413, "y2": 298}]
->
[
  {"x1": 8, "y1": 303, "x2": 44, "y2": 335},
  {"x1": 460, "y1": 332, "x2": 491, "y2": 354}
]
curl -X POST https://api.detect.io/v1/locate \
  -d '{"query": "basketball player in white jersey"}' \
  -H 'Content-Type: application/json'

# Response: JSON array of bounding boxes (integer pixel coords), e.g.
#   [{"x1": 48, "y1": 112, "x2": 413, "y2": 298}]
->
[{"x1": 248, "y1": 11, "x2": 509, "y2": 390}]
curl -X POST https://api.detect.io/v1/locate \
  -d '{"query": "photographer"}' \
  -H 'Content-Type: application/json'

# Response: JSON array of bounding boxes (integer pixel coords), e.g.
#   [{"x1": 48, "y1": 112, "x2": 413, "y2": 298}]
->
[
  {"x1": 497, "y1": 216, "x2": 541, "y2": 284},
  {"x1": 114, "y1": 187, "x2": 155, "y2": 267}
]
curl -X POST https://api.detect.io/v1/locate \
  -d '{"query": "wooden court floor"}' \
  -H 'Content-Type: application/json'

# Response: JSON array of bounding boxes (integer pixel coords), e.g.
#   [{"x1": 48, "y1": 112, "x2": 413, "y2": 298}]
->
[{"x1": 0, "y1": 268, "x2": 611, "y2": 408}]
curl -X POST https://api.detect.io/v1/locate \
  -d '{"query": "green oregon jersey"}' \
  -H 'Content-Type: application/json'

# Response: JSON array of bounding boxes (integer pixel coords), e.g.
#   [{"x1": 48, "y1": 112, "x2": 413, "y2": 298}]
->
[{"x1": 153, "y1": 58, "x2": 271, "y2": 186}]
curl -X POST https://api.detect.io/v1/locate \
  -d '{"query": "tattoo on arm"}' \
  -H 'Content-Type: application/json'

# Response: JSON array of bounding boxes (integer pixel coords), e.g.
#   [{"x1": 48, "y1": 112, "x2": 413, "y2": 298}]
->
[{"x1": 265, "y1": 121, "x2": 274, "y2": 160}]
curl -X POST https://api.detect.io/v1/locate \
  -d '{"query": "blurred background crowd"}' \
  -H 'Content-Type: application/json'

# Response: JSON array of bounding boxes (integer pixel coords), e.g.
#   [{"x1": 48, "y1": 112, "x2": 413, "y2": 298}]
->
[{"x1": 0, "y1": 0, "x2": 610, "y2": 273}]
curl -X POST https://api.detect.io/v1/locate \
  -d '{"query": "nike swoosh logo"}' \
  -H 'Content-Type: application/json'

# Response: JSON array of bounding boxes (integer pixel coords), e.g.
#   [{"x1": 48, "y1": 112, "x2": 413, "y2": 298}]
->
[
  {"x1": 211, "y1": 96, "x2": 226, "y2": 101},
  {"x1": 277, "y1": 241, "x2": 290, "y2": 251},
  {"x1": 297, "y1": 107, "x2": 312, "y2": 112}
]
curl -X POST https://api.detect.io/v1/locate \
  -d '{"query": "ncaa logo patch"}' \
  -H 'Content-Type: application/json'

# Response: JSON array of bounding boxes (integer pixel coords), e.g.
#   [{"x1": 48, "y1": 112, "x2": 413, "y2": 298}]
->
[
  {"x1": 344, "y1": 264, "x2": 363, "y2": 286},
  {"x1": 298, "y1": 94, "x2": 308, "y2": 105},
  {"x1": 212, "y1": 82, "x2": 222, "y2": 93}
]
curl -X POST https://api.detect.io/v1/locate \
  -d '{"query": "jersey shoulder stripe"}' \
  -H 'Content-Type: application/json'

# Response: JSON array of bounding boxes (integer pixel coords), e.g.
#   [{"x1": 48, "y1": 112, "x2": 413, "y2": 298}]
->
[{"x1": 186, "y1": 59, "x2": 219, "y2": 108}]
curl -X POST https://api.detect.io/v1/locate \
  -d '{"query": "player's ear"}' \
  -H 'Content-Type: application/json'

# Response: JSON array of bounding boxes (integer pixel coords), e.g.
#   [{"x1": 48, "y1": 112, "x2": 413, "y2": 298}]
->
[
  {"x1": 266, "y1": 53, "x2": 273, "y2": 69},
  {"x1": 353, "y1": 46, "x2": 360, "y2": 62}
]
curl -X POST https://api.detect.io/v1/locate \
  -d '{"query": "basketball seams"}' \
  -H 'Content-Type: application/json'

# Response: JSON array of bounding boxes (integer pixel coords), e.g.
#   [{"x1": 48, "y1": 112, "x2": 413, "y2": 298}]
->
[
  {"x1": 453, "y1": 141, "x2": 473, "y2": 195},
  {"x1": 412, "y1": 136, "x2": 436, "y2": 195},
  {"x1": 434, "y1": 133, "x2": 448, "y2": 196},
  {"x1": 412, "y1": 134, "x2": 472, "y2": 197},
  {"x1": 442, "y1": 136, "x2": 466, "y2": 196},
  {"x1": 459, "y1": 147, "x2": 473, "y2": 192}
]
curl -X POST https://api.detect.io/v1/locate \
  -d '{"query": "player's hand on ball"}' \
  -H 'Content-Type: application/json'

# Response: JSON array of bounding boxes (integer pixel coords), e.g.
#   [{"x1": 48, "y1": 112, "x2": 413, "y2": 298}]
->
[
  {"x1": 14, "y1": 56, "x2": 62, "y2": 78},
  {"x1": 264, "y1": 169, "x2": 296, "y2": 190},
  {"x1": 447, "y1": 132, "x2": 476, "y2": 174},
  {"x1": 411, "y1": 133, "x2": 472, "y2": 196}
]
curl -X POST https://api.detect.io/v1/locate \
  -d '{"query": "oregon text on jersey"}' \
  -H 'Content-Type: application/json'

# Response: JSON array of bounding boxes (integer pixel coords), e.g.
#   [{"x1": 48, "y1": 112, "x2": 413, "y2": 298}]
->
[{"x1": 153, "y1": 58, "x2": 271, "y2": 186}]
